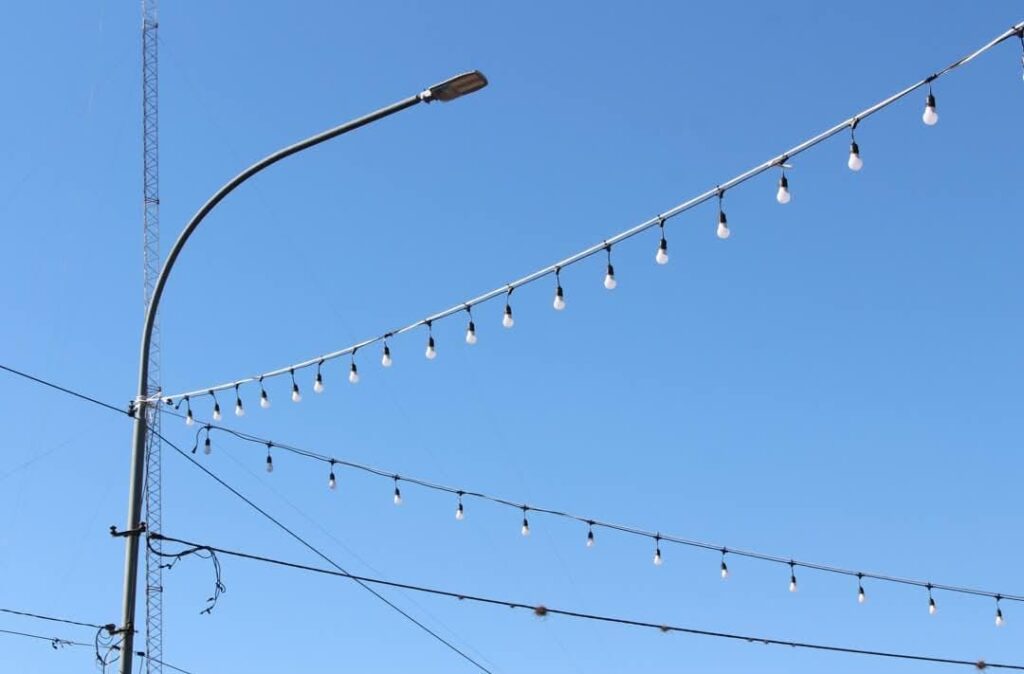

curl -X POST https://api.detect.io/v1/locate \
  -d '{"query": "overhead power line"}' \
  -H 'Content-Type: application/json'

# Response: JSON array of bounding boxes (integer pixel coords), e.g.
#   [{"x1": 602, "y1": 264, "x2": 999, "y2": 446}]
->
[
  {"x1": 150, "y1": 20, "x2": 1024, "y2": 407},
  {"x1": 151, "y1": 532, "x2": 1023, "y2": 672}
]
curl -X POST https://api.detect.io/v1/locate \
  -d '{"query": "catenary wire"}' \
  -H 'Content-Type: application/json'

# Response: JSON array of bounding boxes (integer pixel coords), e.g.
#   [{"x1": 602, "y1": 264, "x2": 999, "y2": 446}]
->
[
  {"x1": 151, "y1": 20, "x2": 1024, "y2": 406},
  {"x1": 152, "y1": 532, "x2": 1024, "y2": 672},
  {"x1": 0, "y1": 364, "x2": 497, "y2": 673},
  {"x1": 193, "y1": 419, "x2": 1024, "y2": 605}
]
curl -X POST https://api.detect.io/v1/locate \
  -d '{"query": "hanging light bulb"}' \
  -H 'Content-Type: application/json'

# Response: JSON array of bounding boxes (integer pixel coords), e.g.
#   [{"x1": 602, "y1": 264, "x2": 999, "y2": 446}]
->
[
  {"x1": 328, "y1": 462, "x2": 337, "y2": 490},
  {"x1": 586, "y1": 523, "x2": 595, "y2": 548},
  {"x1": 393, "y1": 477, "x2": 402, "y2": 505},
  {"x1": 455, "y1": 493, "x2": 465, "y2": 520},
  {"x1": 259, "y1": 380, "x2": 271, "y2": 409},
  {"x1": 290, "y1": 369, "x2": 302, "y2": 403},
  {"x1": 425, "y1": 324, "x2": 437, "y2": 360},
  {"x1": 928, "y1": 585, "x2": 937, "y2": 615},
  {"x1": 653, "y1": 535, "x2": 663, "y2": 566},
  {"x1": 553, "y1": 270, "x2": 566, "y2": 311},
  {"x1": 603, "y1": 246, "x2": 617, "y2": 290},
  {"x1": 203, "y1": 435, "x2": 212, "y2": 455},
  {"x1": 382, "y1": 340, "x2": 393, "y2": 368},
  {"x1": 265, "y1": 445, "x2": 274, "y2": 474},
  {"x1": 922, "y1": 88, "x2": 939, "y2": 126},
  {"x1": 349, "y1": 359, "x2": 360, "y2": 383},
  {"x1": 521, "y1": 507, "x2": 530, "y2": 536},
  {"x1": 716, "y1": 191, "x2": 730, "y2": 239},
  {"x1": 184, "y1": 397, "x2": 194, "y2": 426},
  {"x1": 655, "y1": 219, "x2": 669, "y2": 265},
  {"x1": 776, "y1": 172, "x2": 791, "y2": 204},
  {"x1": 314, "y1": 363, "x2": 325, "y2": 394},
  {"x1": 857, "y1": 574, "x2": 866, "y2": 604},
  {"x1": 465, "y1": 307, "x2": 478, "y2": 344},
  {"x1": 996, "y1": 597, "x2": 1005, "y2": 627},
  {"x1": 234, "y1": 385, "x2": 245, "y2": 417},
  {"x1": 210, "y1": 391, "x2": 222, "y2": 421},
  {"x1": 502, "y1": 290, "x2": 515, "y2": 328},
  {"x1": 789, "y1": 562, "x2": 798, "y2": 593},
  {"x1": 720, "y1": 549, "x2": 729, "y2": 579}
]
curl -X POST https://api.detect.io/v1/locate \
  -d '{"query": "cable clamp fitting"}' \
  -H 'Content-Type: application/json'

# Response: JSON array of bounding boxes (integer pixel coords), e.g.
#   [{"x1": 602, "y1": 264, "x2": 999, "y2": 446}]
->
[{"x1": 109, "y1": 522, "x2": 148, "y2": 538}]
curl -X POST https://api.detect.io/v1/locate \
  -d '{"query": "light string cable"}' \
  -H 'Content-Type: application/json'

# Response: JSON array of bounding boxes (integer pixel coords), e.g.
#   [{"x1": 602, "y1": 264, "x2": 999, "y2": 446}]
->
[
  {"x1": 2, "y1": 361, "x2": 1020, "y2": 625},
  {"x1": 148, "y1": 427, "x2": 497, "y2": 674},
  {"x1": 0, "y1": 364, "x2": 498, "y2": 674},
  {"x1": 193, "y1": 420, "x2": 1024, "y2": 617},
  {"x1": 152, "y1": 532, "x2": 1024, "y2": 672},
  {"x1": 151, "y1": 20, "x2": 1024, "y2": 407}
]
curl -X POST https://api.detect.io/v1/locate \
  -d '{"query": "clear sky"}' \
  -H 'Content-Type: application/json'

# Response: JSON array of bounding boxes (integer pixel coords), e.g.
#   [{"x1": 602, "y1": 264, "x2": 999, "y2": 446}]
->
[{"x1": 1, "y1": 2, "x2": 1022, "y2": 673}]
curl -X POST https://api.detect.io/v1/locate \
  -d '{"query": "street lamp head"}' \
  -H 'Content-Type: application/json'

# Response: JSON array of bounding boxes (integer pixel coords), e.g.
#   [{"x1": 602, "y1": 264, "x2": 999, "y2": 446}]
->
[{"x1": 422, "y1": 71, "x2": 488, "y2": 103}]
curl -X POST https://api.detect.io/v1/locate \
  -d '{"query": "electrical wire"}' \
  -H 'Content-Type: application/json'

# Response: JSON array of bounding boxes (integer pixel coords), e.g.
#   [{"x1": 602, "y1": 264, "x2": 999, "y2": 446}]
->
[
  {"x1": 3, "y1": 362, "x2": 1021, "y2": 614},
  {"x1": 0, "y1": 625, "x2": 196, "y2": 673},
  {"x1": 152, "y1": 532, "x2": 1024, "y2": 672},
  {"x1": 194, "y1": 420, "x2": 1024, "y2": 605},
  {"x1": 150, "y1": 428, "x2": 496, "y2": 674},
  {"x1": 151, "y1": 19, "x2": 1024, "y2": 406},
  {"x1": 0, "y1": 606, "x2": 112, "y2": 631},
  {"x1": 0, "y1": 364, "x2": 497, "y2": 673}
]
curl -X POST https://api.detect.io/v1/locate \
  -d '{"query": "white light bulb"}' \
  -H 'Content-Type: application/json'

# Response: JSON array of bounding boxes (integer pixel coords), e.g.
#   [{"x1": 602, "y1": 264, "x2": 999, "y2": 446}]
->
[
  {"x1": 313, "y1": 373, "x2": 324, "y2": 394},
  {"x1": 653, "y1": 548, "x2": 663, "y2": 566},
  {"x1": 212, "y1": 403, "x2": 222, "y2": 422},
  {"x1": 291, "y1": 384, "x2": 302, "y2": 403},
  {"x1": 260, "y1": 390, "x2": 271, "y2": 409},
  {"x1": 382, "y1": 346, "x2": 392, "y2": 368},
  {"x1": 502, "y1": 305, "x2": 514, "y2": 328},
  {"x1": 265, "y1": 455, "x2": 274, "y2": 473},
  {"x1": 603, "y1": 265, "x2": 617, "y2": 290},
  {"x1": 521, "y1": 517, "x2": 530, "y2": 536},
  {"x1": 235, "y1": 400, "x2": 245, "y2": 417},
  {"x1": 721, "y1": 561, "x2": 729, "y2": 579},
  {"x1": 716, "y1": 214, "x2": 730, "y2": 240},
  {"x1": 203, "y1": 437, "x2": 212, "y2": 455},
  {"x1": 789, "y1": 575, "x2": 798, "y2": 593},
  {"x1": 553, "y1": 287, "x2": 566, "y2": 311},
  {"x1": 586, "y1": 529, "x2": 595, "y2": 548},
  {"x1": 929, "y1": 597, "x2": 937, "y2": 615},
  {"x1": 465, "y1": 321, "x2": 477, "y2": 344},
  {"x1": 922, "y1": 93, "x2": 938, "y2": 126},
  {"x1": 858, "y1": 586, "x2": 866, "y2": 604},
  {"x1": 848, "y1": 142, "x2": 863, "y2": 171},
  {"x1": 776, "y1": 175, "x2": 791, "y2": 204},
  {"x1": 996, "y1": 608, "x2": 1005, "y2": 627},
  {"x1": 425, "y1": 336, "x2": 437, "y2": 360},
  {"x1": 349, "y1": 363, "x2": 360, "y2": 383},
  {"x1": 656, "y1": 238, "x2": 669, "y2": 265},
  {"x1": 185, "y1": 409, "x2": 194, "y2": 426},
  {"x1": 328, "y1": 471, "x2": 336, "y2": 490},
  {"x1": 455, "y1": 502, "x2": 464, "y2": 520},
  {"x1": 393, "y1": 486, "x2": 402, "y2": 505}
]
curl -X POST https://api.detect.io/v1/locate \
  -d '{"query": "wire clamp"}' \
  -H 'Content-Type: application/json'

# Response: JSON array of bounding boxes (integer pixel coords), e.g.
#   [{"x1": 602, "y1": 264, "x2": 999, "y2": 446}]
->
[{"x1": 110, "y1": 523, "x2": 148, "y2": 538}]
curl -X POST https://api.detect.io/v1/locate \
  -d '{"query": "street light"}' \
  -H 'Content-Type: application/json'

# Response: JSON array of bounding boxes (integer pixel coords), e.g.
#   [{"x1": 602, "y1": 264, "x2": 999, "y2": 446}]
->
[{"x1": 115, "y1": 70, "x2": 487, "y2": 674}]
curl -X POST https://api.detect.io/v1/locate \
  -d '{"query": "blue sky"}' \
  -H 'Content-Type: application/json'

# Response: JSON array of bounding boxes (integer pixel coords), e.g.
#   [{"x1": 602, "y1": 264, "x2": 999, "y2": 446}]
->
[{"x1": 1, "y1": 2, "x2": 1022, "y2": 672}]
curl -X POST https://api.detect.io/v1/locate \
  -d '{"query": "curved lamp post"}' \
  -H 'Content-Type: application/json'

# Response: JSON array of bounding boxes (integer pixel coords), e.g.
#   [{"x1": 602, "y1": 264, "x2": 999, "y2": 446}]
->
[{"x1": 117, "y1": 71, "x2": 488, "y2": 674}]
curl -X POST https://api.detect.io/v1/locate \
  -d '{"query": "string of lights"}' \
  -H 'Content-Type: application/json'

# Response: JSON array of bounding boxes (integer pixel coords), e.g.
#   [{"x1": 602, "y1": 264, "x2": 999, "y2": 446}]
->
[
  {"x1": 151, "y1": 532, "x2": 1023, "y2": 672},
  {"x1": 187, "y1": 419, "x2": 1023, "y2": 624},
  {"x1": 149, "y1": 427, "x2": 497, "y2": 674},
  {"x1": 1, "y1": 362, "x2": 1018, "y2": 628},
  {"x1": 151, "y1": 21, "x2": 1024, "y2": 410}
]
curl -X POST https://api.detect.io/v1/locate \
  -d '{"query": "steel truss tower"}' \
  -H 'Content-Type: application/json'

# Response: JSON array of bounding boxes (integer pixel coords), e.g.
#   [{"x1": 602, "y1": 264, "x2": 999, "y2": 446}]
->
[{"x1": 141, "y1": 1, "x2": 163, "y2": 672}]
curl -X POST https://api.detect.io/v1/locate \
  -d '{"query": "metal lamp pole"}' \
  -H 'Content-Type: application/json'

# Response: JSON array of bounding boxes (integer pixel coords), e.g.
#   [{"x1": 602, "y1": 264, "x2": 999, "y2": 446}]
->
[{"x1": 116, "y1": 71, "x2": 488, "y2": 674}]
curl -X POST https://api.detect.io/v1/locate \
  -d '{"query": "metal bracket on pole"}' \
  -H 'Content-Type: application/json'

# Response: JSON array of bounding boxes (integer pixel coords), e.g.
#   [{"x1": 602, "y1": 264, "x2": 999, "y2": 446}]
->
[{"x1": 111, "y1": 523, "x2": 148, "y2": 538}]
